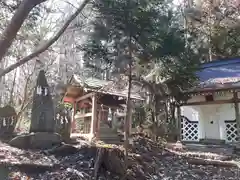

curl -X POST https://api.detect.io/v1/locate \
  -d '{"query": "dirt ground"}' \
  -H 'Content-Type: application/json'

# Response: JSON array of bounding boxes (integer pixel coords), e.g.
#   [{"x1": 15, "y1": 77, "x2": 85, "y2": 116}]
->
[{"x1": 0, "y1": 137, "x2": 240, "y2": 180}]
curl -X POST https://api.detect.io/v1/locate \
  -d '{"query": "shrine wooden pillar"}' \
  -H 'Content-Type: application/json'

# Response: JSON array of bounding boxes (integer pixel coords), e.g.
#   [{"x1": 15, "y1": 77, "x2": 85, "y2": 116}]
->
[
  {"x1": 233, "y1": 91, "x2": 240, "y2": 141},
  {"x1": 90, "y1": 93, "x2": 97, "y2": 138},
  {"x1": 95, "y1": 106, "x2": 101, "y2": 140},
  {"x1": 71, "y1": 102, "x2": 77, "y2": 133}
]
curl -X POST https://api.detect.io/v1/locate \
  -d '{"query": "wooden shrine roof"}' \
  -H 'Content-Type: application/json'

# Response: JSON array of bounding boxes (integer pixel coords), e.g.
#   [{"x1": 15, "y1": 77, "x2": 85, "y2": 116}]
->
[{"x1": 68, "y1": 74, "x2": 144, "y2": 100}]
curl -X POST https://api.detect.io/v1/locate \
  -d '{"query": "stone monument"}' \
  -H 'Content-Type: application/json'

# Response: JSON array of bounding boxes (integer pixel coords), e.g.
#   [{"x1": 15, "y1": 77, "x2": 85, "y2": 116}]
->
[{"x1": 30, "y1": 70, "x2": 55, "y2": 133}]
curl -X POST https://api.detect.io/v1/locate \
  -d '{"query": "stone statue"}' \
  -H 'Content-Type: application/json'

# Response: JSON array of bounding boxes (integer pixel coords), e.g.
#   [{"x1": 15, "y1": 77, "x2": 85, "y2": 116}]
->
[{"x1": 30, "y1": 70, "x2": 55, "y2": 133}]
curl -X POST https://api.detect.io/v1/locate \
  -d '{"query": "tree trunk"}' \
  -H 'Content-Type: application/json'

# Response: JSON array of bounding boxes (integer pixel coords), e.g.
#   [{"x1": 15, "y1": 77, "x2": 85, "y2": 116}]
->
[
  {"x1": 124, "y1": 75, "x2": 132, "y2": 158},
  {"x1": 15, "y1": 63, "x2": 37, "y2": 130},
  {"x1": 176, "y1": 105, "x2": 181, "y2": 141},
  {"x1": 9, "y1": 70, "x2": 17, "y2": 105},
  {"x1": 123, "y1": 0, "x2": 133, "y2": 169},
  {"x1": 0, "y1": 0, "x2": 47, "y2": 62}
]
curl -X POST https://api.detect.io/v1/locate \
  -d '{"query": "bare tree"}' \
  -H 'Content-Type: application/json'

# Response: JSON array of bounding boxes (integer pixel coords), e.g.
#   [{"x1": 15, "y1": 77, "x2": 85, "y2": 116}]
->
[
  {"x1": 0, "y1": 0, "x2": 47, "y2": 62},
  {"x1": 14, "y1": 51, "x2": 57, "y2": 131},
  {"x1": 0, "y1": 0, "x2": 91, "y2": 78}
]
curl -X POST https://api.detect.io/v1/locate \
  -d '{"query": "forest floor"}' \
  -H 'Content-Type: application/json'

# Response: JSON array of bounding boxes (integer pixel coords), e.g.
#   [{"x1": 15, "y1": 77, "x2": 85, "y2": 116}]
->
[{"x1": 0, "y1": 136, "x2": 240, "y2": 180}]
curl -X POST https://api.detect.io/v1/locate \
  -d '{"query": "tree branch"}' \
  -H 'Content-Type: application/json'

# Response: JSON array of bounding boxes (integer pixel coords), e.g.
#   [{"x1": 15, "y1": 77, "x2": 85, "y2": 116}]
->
[
  {"x1": 0, "y1": 0, "x2": 91, "y2": 78},
  {"x1": 0, "y1": 0, "x2": 47, "y2": 62}
]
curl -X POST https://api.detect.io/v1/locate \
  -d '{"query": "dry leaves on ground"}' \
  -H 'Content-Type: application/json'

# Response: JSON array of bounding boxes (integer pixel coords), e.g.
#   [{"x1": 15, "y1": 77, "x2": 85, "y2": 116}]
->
[{"x1": 0, "y1": 137, "x2": 240, "y2": 180}]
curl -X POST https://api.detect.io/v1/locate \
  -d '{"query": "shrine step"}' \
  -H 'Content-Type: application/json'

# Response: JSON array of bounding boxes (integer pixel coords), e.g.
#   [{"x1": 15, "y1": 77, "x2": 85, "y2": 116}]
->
[
  {"x1": 199, "y1": 139, "x2": 225, "y2": 145},
  {"x1": 99, "y1": 135, "x2": 121, "y2": 144},
  {"x1": 99, "y1": 138, "x2": 122, "y2": 145},
  {"x1": 99, "y1": 122, "x2": 121, "y2": 144}
]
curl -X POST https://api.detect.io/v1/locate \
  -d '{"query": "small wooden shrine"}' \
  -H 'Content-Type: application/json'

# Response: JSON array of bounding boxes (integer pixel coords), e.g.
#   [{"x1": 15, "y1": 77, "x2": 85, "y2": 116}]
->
[{"x1": 62, "y1": 74, "x2": 143, "y2": 140}]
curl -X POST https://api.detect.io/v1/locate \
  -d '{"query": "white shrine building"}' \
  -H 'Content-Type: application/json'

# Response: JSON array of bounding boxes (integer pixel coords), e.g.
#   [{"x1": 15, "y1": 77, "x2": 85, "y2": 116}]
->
[{"x1": 180, "y1": 58, "x2": 240, "y2": 143}]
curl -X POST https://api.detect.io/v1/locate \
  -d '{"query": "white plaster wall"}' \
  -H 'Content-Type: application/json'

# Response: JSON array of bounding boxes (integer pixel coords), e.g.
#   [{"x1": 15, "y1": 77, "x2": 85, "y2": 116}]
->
[
  {"x1": 181, "y1": 106, "x2": 202, "y2": 140},
  {"x1": 216, "y1": 104, "x2": 235, "y2": 140},
  {"x1": 181, "y1": 104, "x2": 231, "y2": 141},
  {"x1": 200, "y1": 104, "x2": 234, "y2": 140},
  {"x1": 182, "y1": 92, "x2": 240, "y2": 142},
  {"x1": 181, "y1": 106, "x2": 200, "y2": 122}
]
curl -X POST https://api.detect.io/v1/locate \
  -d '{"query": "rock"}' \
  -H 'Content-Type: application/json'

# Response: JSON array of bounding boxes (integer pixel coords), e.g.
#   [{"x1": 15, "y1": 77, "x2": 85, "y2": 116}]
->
[
  {"x1": 173, "y1": 141, "x2": 186, "y2": 151},
  {"x1": 166, "y1": 141, "x2": 186, "y2": 152},
  {"x1": 9, "y1": 134, "x2": 31, "y2": 149},
  {"x1": 30, "y1": 132, "x2": 62, "y2": 149},
  {"x1": 9, "y1": 132, "x2": 62, "y2": 150}
]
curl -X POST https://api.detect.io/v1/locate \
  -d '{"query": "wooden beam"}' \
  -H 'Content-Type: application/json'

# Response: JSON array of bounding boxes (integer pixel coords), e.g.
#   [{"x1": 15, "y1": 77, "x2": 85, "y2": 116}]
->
[
  {"x1": 75, "y1": 92, "x2": 95, "y2": 102},
  {"x1": 182, "y1": 99, "x2": 240, "y2": 106},
  {"x1": 186, "y1": 87, "x2": 240, "y2": 94},
  {"x1": 233, "y1": 92, "x2": 240, "y2": 141},
  {"x1": 74, "y1": 112, "x2": 92, "y2": 119}
]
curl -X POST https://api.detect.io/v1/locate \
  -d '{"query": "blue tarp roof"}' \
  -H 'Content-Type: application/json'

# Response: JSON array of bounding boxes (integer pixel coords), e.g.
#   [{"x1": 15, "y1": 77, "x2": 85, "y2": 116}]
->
[{"x1": 194, "y1": 58, "x2": 240, "y2": 91}]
